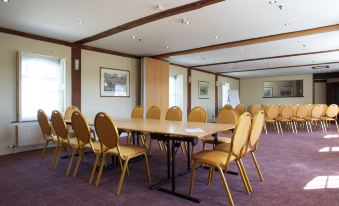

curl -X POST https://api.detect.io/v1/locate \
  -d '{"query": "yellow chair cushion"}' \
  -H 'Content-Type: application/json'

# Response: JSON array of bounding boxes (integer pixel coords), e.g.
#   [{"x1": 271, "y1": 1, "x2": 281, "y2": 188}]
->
[
  {"x1": 204, "y1": 136, "x2": 231, "y2": 144},
  {"x1": 83, "y1": 141, "x2": 102, "y2": 153},
  {"x1": 106, "y1": 145, "x2": 146, "y2": 160},
  {"x1": 68, "y1": 137, "x2": 79, "y2": 147},
  {"x1": 193, "y1": 150, "x2": 235, "y2": 167}
]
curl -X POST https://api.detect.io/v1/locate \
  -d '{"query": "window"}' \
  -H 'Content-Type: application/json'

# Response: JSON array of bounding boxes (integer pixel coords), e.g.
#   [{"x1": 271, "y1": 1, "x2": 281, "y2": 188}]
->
[
  {"x1": 221, "y1": 82, "x2": 230, "y2": 107},
  {"x1": 18, "y1": 52, "x2": 66, "y2": 121},
  {"x1": 169, "y1": 74, "x2": 183, "y2": 109}
]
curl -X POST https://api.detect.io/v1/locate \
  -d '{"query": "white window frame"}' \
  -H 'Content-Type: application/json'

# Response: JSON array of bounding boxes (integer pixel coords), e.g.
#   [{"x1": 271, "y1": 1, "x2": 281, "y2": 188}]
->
[
  {"x1": 17, "y1": 52, "x2": 67, "y2": 122},
  {"x1": 169, "y1": 73, "x2": 184, "y2": 110}
]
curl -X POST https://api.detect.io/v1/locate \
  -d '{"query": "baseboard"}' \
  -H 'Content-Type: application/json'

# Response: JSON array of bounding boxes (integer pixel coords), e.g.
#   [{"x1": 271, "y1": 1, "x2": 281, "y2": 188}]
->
[{"x1": 0, "y1": 143, "x2": 55, "y2": 156}]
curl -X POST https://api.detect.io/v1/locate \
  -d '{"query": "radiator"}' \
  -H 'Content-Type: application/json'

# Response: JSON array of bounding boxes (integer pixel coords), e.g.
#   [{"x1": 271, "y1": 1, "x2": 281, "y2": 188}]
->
[{"x1": 16, "y1": 123, "x2": 45, "y2": 146}]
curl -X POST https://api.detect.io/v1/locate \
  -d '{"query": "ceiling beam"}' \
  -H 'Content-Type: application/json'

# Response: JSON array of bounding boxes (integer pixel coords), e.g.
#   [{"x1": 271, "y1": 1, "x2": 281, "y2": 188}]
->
[
  {"x1": 192, "y1": 48, "x2": 339, "y2": 68},
  {"x1": 75, "y1": 0, "x2": 224, "y2": 45},
  {"x1": 154, "y1": 24, "x2": 339, "y2": 58},
  {"x1": 219, "y1": 61, "x2": 339, "y2": 74}
]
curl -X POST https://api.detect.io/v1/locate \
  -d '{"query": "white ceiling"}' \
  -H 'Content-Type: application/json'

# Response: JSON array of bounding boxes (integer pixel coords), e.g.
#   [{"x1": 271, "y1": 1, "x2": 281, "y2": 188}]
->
[{"x1": 1, "y1": 0, "x2": 339, "y2": 78}]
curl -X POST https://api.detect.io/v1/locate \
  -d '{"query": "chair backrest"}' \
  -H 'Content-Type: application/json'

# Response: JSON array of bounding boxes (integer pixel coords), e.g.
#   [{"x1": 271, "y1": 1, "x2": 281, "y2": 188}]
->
[
  {"x1": 292, "y1": 104, "x2": 300, "y2": 116},
  {"x1": 266, "y1": 105, "x2": 279, "y2": 119},
  {"x1": 305, "y1": 104, "x2": 314, "y2": 117},
  {"x1": 37, "y1": 109, "x2": 52, "y2": 139},
  {"x1": 216, "y1": 108, "x2": 239, "y2": 124},
  {"x1": 326, "y1": 104, "x2": 339, "y2": 118},
  {"x1": 222, "y1": 104, "x2": 233, "y2": 110},
  {"x1": 94, "y1": 112, "x2": 119, "y2": 150},
  {"x1": 249, "y1": 104, "x2": 261, "y2": 117},
  {"x1": 131, "y1": 106, "x2": 144, "y2": 119},
  {"x1": 146, "y1": 106, "x2": 161, "y2": 120},
  {"x1": 312, "y1": 104, "x2": 323, "y2": 118},
  {"x1": 187, "y1": 107, "x2": 207, "y2": 123},
  {"x1": 71, "y1": 111, "x2": 91, "y2": 146},
  {"x1": 51, "y1": 110, "x2": 68, "y2": 141},
  {"x1": 249, "y1": 111, "x2": 265, "y2": 151},
  {"x1": 281, "y1": 105, "x2": 293, "y2": 119},
  {"x1": 321, "y1": 104, "x2": 328, "y2": 117},
  {"x1": 235, "y1": 104, "x2": 246, "y2": 115},
  {"x1": 229, "y1": 112, "x2": 252, "y2": 158},
  {"x1": 296, "y1": 105, "x2": 308, "y2": 119},
  {"x1": 64, "y1": 105, "x2": 80, "y2": 120},
  {"x1": 165, "y1": 106, "x2": 182, "y2": 121}
]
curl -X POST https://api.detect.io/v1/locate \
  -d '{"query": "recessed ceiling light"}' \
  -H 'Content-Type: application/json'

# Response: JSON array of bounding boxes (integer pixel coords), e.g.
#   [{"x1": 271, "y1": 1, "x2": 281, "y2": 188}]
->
[
  {"x1": 240, "y1": 48, "x2": 244, "y2": 52},
  {"x1": 154, "y1": 4, "x2": 164, "y2": 11},
  {"x1": 180, "y1": 18, "x2": 190, "y2": 25},
  {"x1": 77, "y1": 20, "x2": 84, "y2": 24},
  {"x1": 269, "y1": 0, "x2": 277, "y2": 4},
  {"x1": 215, "y1": 36, "x2": 219, "y2": 39},
  {"x1": 2, "y1": 0, "x2": 9, "y2": 3},
  {"x1": 132, "y1": 36, "x2": 136, "y2": 39},
  {"x1": 166, "y1": 46, "x2": 170, "y2": 49}
]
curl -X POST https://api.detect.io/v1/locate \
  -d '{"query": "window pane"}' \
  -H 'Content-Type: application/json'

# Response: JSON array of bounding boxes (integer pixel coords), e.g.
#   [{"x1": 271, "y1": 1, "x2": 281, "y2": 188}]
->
[{"x1": 20, "y1": 53, "x2": 65, "y2": 121}]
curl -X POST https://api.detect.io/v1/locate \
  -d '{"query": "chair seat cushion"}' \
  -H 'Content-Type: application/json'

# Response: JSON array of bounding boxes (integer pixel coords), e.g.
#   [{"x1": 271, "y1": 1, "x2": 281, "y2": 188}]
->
[
  {"x1": 106, "y1": 145, "x2": 146, "y2": 160},
  {"x1": 204, "y1": 136, "x2": 231, "y2": 144},
  {"x1": 193, "y1": 150, "x2": 235, "y2": 167},
  {"x1": 321, "y1": 117, "x2": 335, "y2": 121},
  {"x1": 68, "y1": 137, "x2": 79, "y2": 147},
  {"x1": 214, "y1": 142, "x2": 231, "y2": 153},
  {"x1": 83, "y1": 141, "x2": 102, "y2": 153}
]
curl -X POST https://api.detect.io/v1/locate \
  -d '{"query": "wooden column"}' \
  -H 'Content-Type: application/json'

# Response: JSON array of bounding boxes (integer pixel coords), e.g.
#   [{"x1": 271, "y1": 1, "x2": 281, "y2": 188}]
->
[
  {"x1": 187, "y1": 68, "x2": 192, "y2": 115},
  {"x1": 215, "y1": 75, "x2": 218, "y2": 118},
  {"x1": 71, "y1": 47, "x2": 81, "y2": 109}
]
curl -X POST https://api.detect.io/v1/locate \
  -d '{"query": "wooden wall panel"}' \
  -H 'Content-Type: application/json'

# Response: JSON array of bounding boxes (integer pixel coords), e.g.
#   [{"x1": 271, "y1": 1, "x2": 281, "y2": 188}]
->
[
  {"x1": 144, "y1": 58, "x2": 169, "y2": 118},
  {"x1": 71, "y1": 47, "x2": 81, "y2": 109}
]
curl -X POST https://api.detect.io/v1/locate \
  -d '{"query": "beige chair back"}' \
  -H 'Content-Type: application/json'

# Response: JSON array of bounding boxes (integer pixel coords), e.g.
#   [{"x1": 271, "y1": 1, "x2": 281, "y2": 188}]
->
[
  {"x1": 296, "y1": 105, "x2": 308, "y2": 119},
  {"x1": 188, "y1": 107, "x2": 207, "y2": 123},
  {"x1": 131, "y1": 106, "x2": 144, "y2": 119},
  {"x1": 305, "y1": 104, "x2": 314, "y2": 117},
  {"x1": 165, "y1": 106, "x2": 182, "y2": 121},
  {"x1": 326, "y1": 104, "x2": 339, "y2": 118},
  {"x1": 235, "y1": 104, "x2": 246, "y2": 115},
  {"x1": 321, "y1": 104, "x2": 328, "y2": 117},
  {"x1": 37, "y1": 109, "x2": 52, "y2": 140},
  {"x1": 266, "y1": 105, "x2": 279, "y2": 120},
  {"x1": 222, "y1": 104, "x2": 233, "y2": 110},
  {"x1": 249, "y1": 104, "x2": 261, "y2": 117},
  {"x1": 281, "y1": 105, "x2": 293, "y2": 119},
  {"x1": 51, "y1": 110, "x2": 68, "y2": 141},
  {"x1": 292, "y1": 104, "x2": 300, "y2": 116},
  {"x1": 94, "y1": 112, "x2": 119, "y2": 150},
  {"x1": 146, "y1": 106, "x2": 161, "y2": 120},
  {"x1": 311, "y1": 104, "x2": 323, "y2": 118},
  {"x1": 64, "y1": 105, "x2": 80, "y2": 120},
  {"x1": 216, "y1": 108, "x2": 239, "y2": 124},
  {"x1": 249, "y1": 111, "x2": 265, "y2": 151},
  {"x1": 229, "y1": 112, "x2": 252, "y2": 158},
  {"x1": 72, "y1": 111, "x2": 91, "y2": 146}
]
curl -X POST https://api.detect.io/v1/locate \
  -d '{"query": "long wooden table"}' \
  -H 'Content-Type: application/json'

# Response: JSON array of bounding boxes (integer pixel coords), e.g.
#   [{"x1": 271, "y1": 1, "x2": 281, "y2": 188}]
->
[{"x1": 69, "y1": 117, "x2": 234, "y2": 203}]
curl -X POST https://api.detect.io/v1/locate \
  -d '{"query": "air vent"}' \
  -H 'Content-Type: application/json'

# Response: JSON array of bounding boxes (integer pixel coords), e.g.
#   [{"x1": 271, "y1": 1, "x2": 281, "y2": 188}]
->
[{"x1": 312, "y1": 65, "x2": 329, "y2": 70}]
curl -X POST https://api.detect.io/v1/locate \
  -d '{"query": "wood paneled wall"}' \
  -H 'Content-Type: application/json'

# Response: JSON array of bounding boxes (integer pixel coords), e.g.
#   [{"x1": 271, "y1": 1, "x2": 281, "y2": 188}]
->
[{"x1": 144, "y1": 58, "x2": 169, "y2": 118}]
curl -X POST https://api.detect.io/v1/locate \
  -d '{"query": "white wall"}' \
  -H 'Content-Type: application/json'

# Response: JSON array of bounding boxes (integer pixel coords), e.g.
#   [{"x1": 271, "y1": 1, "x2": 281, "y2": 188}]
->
[
  {"x1": 314, "y1": 82, "x2": 326, "y2": 104},
  {"x1": 191, "y1": 70, "x2": 216, "y2": 119},
  {"x1": 169, "y1": 64, "x2": 188, "y2": 120},
  {"x1": 81, "y1": 50, "x2": 140, "y2": 120},
  {"x1": 240, "y1": 74, "x2": 313, "y2": 106},
  {"x1": 0, "y1": 32, "x2": 72, "y2": 155}
]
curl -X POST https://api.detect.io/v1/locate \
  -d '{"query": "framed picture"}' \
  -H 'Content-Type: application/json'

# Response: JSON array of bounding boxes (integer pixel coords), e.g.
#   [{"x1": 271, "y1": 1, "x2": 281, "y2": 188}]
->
[
  {"x1": 100, "y1": 67, "x2": 130, "y2": 97},
  {"x1": 263, "y1": 87, "x2": 273, "y2": 97},
  {"x1": 279, "y1": 86, "x2": 293, "y2": 97},
  {"x1": 198, "y1": 81, "x2": 209, "y2": 99}
]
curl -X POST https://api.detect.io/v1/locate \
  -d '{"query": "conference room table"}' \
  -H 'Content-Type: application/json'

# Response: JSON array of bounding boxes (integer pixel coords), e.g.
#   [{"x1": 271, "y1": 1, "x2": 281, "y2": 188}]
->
[{"x1": 69, "y1": 117, "x2": 234, "y2": 203}]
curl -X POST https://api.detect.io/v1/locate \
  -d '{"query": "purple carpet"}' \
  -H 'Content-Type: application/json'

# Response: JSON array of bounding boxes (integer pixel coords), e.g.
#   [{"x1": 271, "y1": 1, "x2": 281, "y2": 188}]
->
[{"x1": 1, "y1": 126, "x2": 339, "y2": 206}]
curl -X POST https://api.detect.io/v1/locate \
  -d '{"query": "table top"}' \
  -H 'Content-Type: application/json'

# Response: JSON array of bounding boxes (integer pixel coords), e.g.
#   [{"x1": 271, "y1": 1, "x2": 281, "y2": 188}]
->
[{"x1": 67, "y1": 117, "x2": 234, "y2": 140}]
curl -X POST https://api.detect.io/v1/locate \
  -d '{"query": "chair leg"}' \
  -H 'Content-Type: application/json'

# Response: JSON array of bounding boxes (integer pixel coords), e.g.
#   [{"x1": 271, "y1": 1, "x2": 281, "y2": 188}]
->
[
  {"x1": 189, "y1": 160, "x2": 196, "y2": 196},
  {"x1": 236, "y1": 160, "x2": 251, "y2": 194},
  {"x1": 158, "y1": 140, "x2": 163, "y2": 151},
  {"x1": 116, "y1": 158, "x2": 130, "y2": 196},
  {"x1": 144, "y1": 153, "x2": 151, "y2": 182},
  {"x1": 50, "y1": 145, "x2": 59, "y2": 169},
  {"x1": 66, "y1": 147, "x2": 77, "y2": 176},
  {"x1": 239, "y1": 159, "x2": 253, "y2": 192},
  {"x1": 335, "y1": 120, "x2": 339, "y2": 133},
  {"x1": 264, "y1": 123, "x2": 267, "y2": 134},
  {"x1": 89, "y1": 153, "x2": 100, "y2": 184},
  {"x1": 251, "y1": 152, "x2": 264, "y2": 182},
  {"x1": 53, "y1": 144, "x2": 63, "y2": 170},
  {"x1": 217, "y1": 166, "x2": 235, "y2": 206},
  {"x1": 202, "y1": 141, "x2": 206, "y2": 151},
  {"x1": 208, "y1": 165, "x2": 215, "y2": 185},
  {"x1": 119, "y1": 158, "x2": 129, "y2": 176},
  {"x1": 39, "y1": 140, "x2": 49, "y2": 163},
  {"x1": 73, "y1": 149, "x2": 83, "y2": 178},
  {"x1": 95, "y1": 157, "x2": 106, "y2": 186}
]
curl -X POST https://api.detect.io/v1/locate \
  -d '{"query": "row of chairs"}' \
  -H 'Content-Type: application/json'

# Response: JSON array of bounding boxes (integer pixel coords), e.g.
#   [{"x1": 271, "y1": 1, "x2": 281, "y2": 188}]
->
[
  {"x1": 37, "y1": 109, "x2": 151, "y2": 196},
  {"x1": 225, "y1": 103, "x2": 339, "y2": 134}
]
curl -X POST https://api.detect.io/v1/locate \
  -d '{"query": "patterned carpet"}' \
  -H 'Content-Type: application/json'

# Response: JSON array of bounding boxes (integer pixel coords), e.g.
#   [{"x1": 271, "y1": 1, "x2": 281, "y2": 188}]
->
[{"x1": 1, "y1": 126, "x2": 339, "y2": 206}]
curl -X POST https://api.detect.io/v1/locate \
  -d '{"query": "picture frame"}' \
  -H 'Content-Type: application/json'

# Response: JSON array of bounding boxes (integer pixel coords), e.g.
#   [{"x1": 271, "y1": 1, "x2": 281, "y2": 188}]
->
[
  {"x1": 263, "y1": 87, "x2": 273, "y2": 97},
  {"x1": 100, "y1": 67, "x2": 130, "y2": 97},
  {"x1": 198, "y1": 81, "x2": 209, "y2": 99}
]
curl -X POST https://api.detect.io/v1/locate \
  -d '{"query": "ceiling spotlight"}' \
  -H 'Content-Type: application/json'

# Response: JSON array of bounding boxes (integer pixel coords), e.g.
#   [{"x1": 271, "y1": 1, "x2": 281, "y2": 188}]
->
[
  {"x1": 180, "y1": 18, "x2": 190, "y2": 25},
  {"x1": 2, "y1": 0, "x2": 9, "y2": 3},
  {"x1": 138, "y1": 38, "x2": 142, "y2": 42},
  {"x1": 312, "y1": 65, "x2": 329, "y2": 70},
  {"x1": 215, "y1": 36, "x2": 219, "y2": 39},
  {"x1": 77, "y1": 20, "x2": 84, "y2": 24},
  {"x1": 269, "y1": 0, "x2": 277, "y2": 4},
  {"x1": 154, "y1": 4, "x2": 164, "y2": 11},
  {"x1": 240, "y1": 48, "x2": 244, "y2": 52},
  {"x1": 132, "y1": 36, "x2": 136, "y2": 39},
  {"x1": 166, "y1": 46, "x2": 170, "y2": 49}
]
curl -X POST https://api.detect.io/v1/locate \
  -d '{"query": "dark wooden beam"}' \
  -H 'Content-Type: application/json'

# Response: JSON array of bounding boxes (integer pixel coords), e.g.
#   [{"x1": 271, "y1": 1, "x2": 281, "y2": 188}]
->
[
  {"x1": 154, "y1": 24, "x2": 339, "y2": 58},
  {"x1": 71, "y1": 47, "x2": 81, "y2": 109},
  {"x1": 192, "y1": 48, "x2": 339, "y2": 68},
  {"x1": 78, "y1": 45, "x2": 140, "y2": 59},
  {"x1": 75, "y1": 0, "x2": 224, "y2": 45},
  {"x1": 215, "y1": 75, "x2": 218, "y2": 118},
  {"x1": 314, "y1": 72, "x2": 339, "y2": 80},
  {"x1": 220, "y1": 61, "x2": 339, "y2": 74}
]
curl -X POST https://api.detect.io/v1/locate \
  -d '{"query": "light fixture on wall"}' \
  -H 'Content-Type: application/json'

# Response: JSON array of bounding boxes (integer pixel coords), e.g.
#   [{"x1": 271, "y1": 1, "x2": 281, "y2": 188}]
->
[{"x1": 74, "y1": 59, "x2": 80, "y2": 71}]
